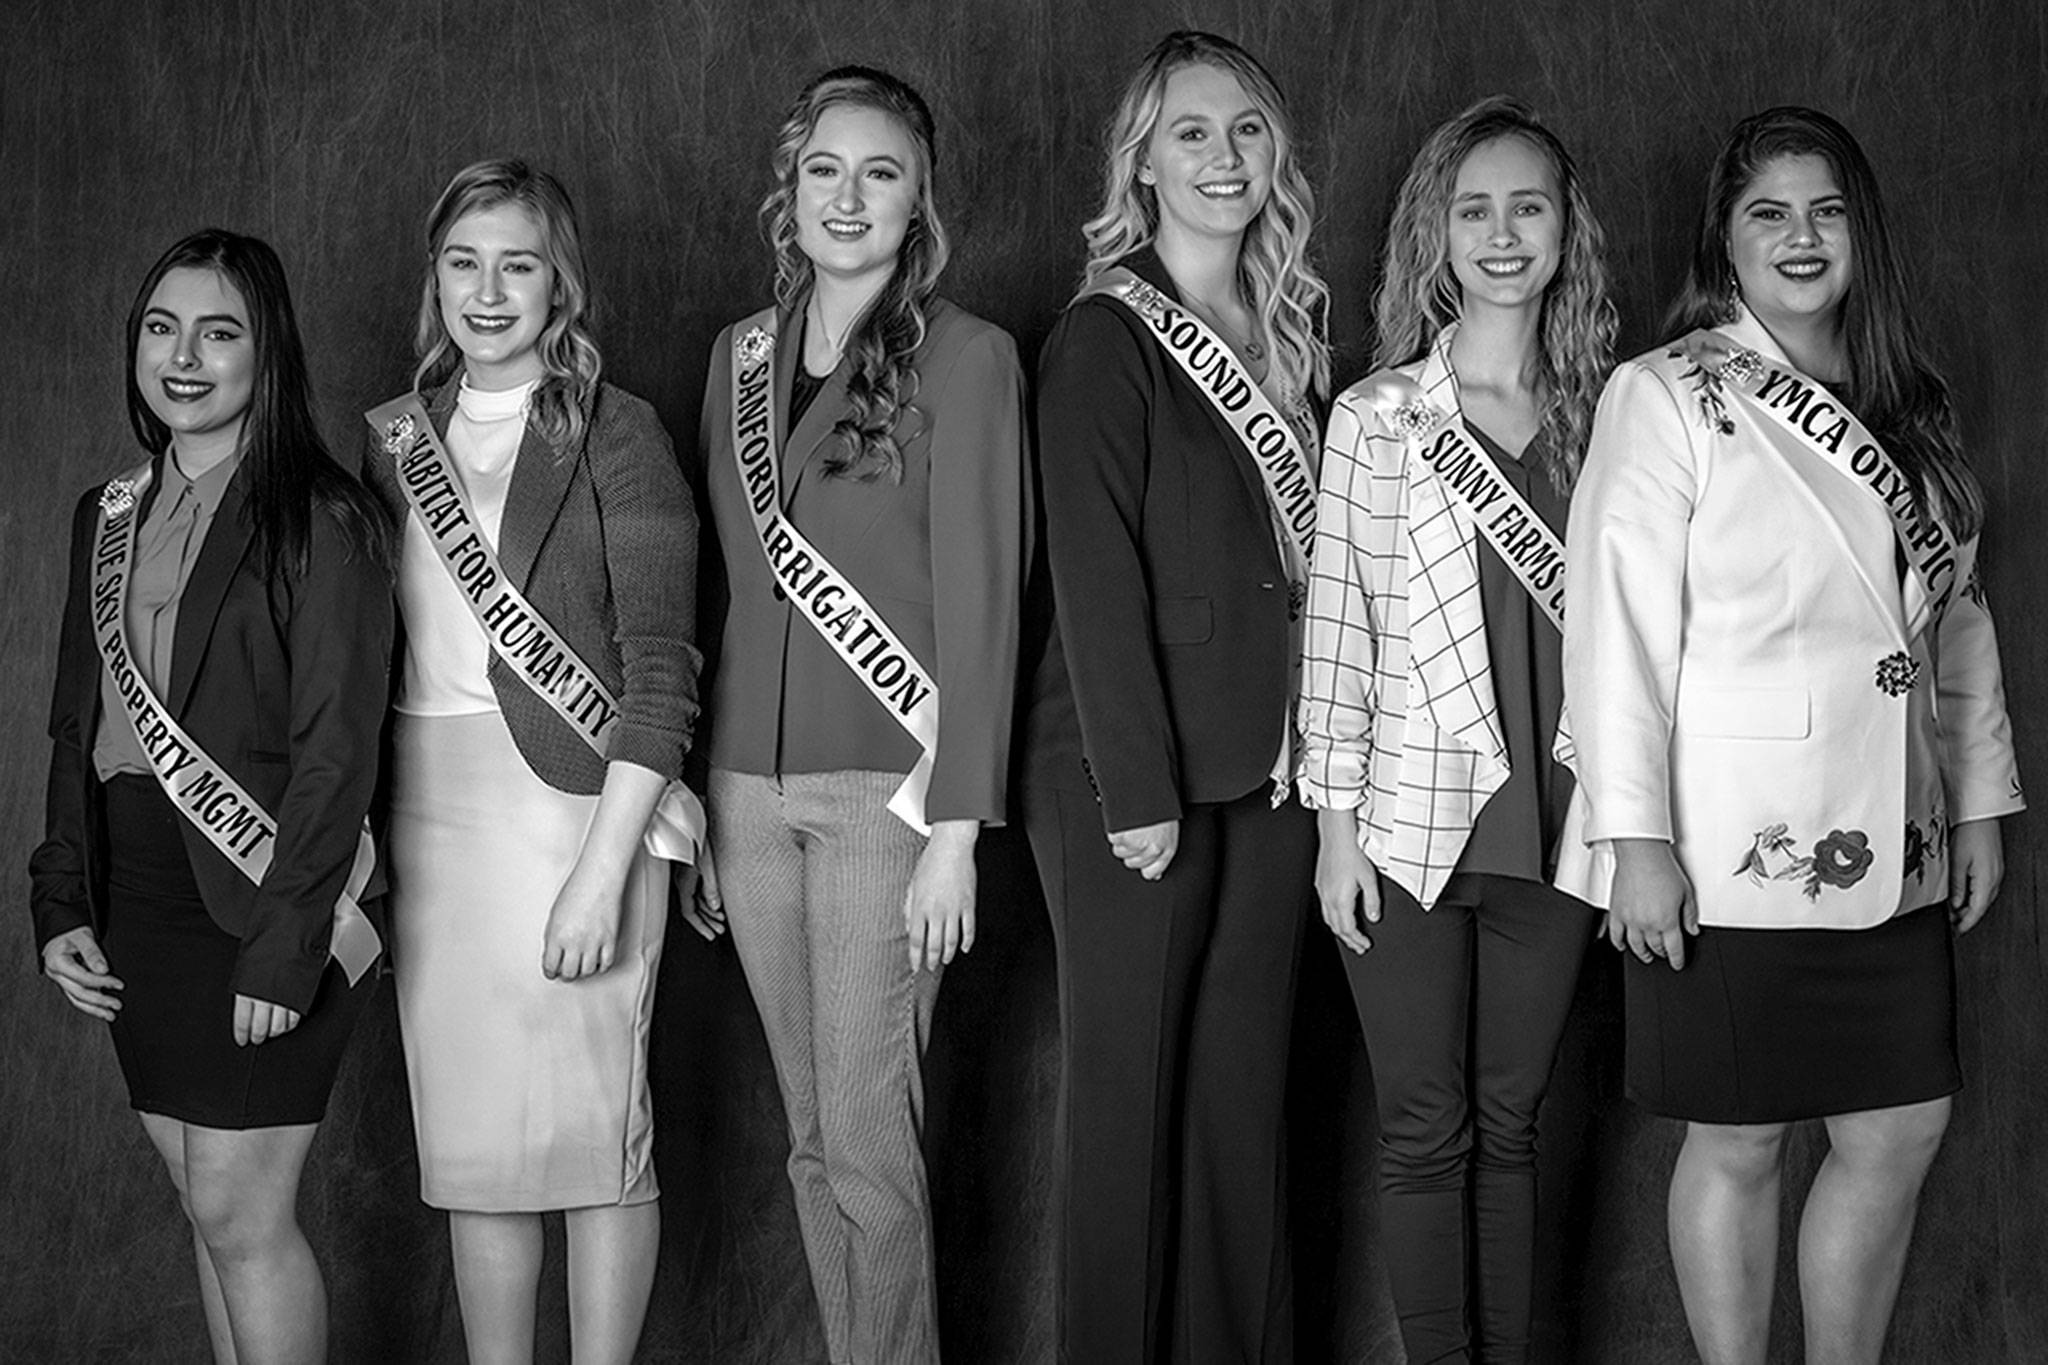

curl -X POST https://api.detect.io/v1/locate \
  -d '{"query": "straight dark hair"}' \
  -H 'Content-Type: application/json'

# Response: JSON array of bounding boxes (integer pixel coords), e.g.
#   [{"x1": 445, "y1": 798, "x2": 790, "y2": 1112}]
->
[
  {"x1": 1666, "y1": 106, "x2": 1982, "y2": 539},
  {"x1": 125, "y1": 229, "x2": 392, "y2": 578}
]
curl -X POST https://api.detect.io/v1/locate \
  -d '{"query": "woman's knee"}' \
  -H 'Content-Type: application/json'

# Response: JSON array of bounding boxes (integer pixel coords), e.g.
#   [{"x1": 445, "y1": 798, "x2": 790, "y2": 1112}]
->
[
  {"x1": 1683, "y1": 1121, "x2": 1791, "y2": 1187},
  {"x1": 1826, "y1": 1098, "x2": 1952, "y2": 1176}
]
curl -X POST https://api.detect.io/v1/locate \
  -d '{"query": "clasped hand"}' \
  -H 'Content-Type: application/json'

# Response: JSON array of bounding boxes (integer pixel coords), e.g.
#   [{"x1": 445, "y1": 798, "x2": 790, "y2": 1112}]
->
[{"x1": 1108, "y1": 819, "x2": 1179, "y2": 881}]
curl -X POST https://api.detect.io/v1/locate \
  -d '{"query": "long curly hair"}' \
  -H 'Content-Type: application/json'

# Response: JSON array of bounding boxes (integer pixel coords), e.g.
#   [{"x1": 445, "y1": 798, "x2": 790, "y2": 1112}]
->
[
  {"x1": 412, "y1": 159, "x2": 602, "y2": 450},
  {"x1": 759, "y1": 66, "x2": 949, "y2": 483},
  {"x1": 1374, "y1": 95, "x2": 1617, "y2": 494},
  {"x1": 125, "y1": 229, "x2": 391, "y2": 578},
  {"x1": 1667, "y1": 106, "x2": 1982, "y2": 540},
  {"x1": 1079, "y1": 30, "x2": 1330, "y2": 404}
]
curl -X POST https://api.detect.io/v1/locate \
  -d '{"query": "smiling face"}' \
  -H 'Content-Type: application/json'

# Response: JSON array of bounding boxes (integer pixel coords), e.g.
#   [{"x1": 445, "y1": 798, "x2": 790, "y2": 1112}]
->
[
  {"x1": 792, "y1": 103, "x2": 921, "y2": 290},
  {"x1": 1140, "y1": 62, "x2": 1275, "y2": 247},
  {"x1": 435, "y1": 201, "x2": 555, "y2": 390},
  {"x1": 1729, "y1": 152, "x2": 1852, "y2": 335},
  {"x1": 1445, "y1": 134, "x2": 1563, "y2": 314},
  {"x1": 134, "y1": 266, "x2": 256, "y2": 463}
]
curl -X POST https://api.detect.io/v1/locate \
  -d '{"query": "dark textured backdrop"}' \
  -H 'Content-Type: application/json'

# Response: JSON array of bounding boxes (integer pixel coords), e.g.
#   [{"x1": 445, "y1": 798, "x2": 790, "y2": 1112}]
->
[{"x1": 4, "y1": 1, "x2": 2044, "y2": 1361}]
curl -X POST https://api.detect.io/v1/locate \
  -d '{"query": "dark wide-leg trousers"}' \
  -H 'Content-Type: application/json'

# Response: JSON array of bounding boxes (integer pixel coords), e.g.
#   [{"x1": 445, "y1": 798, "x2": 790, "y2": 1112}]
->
[
  {"x1": 1340, "y1": 872, "x2": 1595, "y2": 1365},
  {"x1": 1025, "y1": 783, "x2": 1313, "y2": 1365}
]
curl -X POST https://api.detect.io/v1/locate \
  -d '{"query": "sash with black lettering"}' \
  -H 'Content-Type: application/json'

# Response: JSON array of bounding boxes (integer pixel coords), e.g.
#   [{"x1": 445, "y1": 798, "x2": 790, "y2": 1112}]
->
[
  {"x1": 366, "y1": 395, "x2": 705, "y2": 860},
  {"x1": 1356, "y1": 370, "x2": 1567, "y2": 634},
  {"x1": 91, "y1": 469, "x2": 380, "y2": 984},
  {"x1": 1684, "y1": 332, "x2": 1962, "y2": 625},
  {"x1": 1080, "y1": 268, "x2": 1317, "y2": 595},
  {"x1": 727, "y1": 310, "x2": 938, "y2": 834}
]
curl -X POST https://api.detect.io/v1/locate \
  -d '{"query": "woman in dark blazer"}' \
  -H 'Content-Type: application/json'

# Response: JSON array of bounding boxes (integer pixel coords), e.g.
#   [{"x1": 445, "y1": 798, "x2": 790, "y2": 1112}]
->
[
  {"x1": 30, "y1": 228, "x2": 393, "y2": 1364},
  {"x1": 364, "y1": 160, "x2": 703, "y2": 1365},
  {"x1": 1020, "y1": 31, "x2": 1329, "y2": 1365},
  {"x1": 695, "y1": 67, "x2": 1027, "y2": 1365}
]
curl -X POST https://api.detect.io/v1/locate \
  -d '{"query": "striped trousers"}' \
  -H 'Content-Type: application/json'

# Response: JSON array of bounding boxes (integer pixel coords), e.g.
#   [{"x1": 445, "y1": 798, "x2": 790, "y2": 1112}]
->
[{"x1": 710, "y1": 768, "x2": 942, "y2": 1365}]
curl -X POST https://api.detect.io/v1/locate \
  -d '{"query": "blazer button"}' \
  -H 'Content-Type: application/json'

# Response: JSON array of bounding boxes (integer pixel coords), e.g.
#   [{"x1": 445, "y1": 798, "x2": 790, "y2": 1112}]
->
[{"x1": 772, "y1": 585, "x2": 787, "y2": 602}]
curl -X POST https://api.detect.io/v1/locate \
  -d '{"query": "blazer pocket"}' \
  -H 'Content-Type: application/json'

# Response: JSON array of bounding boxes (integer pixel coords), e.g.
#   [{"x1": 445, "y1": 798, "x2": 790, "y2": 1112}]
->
[
  {"x1": 1152, "y1": 595, "x2": 1213, "y2": 645},
  {"x1": 1677, "y1": 685, "x2": 1811, "y2": 739}
]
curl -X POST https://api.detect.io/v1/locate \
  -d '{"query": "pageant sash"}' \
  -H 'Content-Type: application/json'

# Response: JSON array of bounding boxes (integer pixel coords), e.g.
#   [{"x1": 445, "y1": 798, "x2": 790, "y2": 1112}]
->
[
  {"x1": 366, "y1": 395, "x2": 704, "y2": 861},
  {"x1": 1680, "y1": 332, "x2": 1962, "y2": 626},
  {"x1": 91, "y1": 470, "x2": 380, "y2": 985},
  {"x1": 1082, "y1": 268, "x2": 1317, "y2": 593},
  {"x1": 1357, "y1": 370, "x2": 1567, "y2": 635},
  {"x1": 728, "y1": 310, "x2": 938, "y2": 834}
]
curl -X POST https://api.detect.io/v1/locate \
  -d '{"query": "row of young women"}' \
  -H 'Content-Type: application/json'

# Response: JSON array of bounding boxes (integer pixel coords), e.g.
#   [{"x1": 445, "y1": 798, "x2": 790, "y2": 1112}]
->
[{"x1": 27, "y1": 26, "x2": 2020, "y2": 1365}]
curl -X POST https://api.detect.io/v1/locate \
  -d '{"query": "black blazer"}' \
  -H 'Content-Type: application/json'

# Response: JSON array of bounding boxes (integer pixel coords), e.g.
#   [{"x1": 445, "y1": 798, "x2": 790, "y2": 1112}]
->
[
  {"x1": 365, "y1": 379, "x2": 701, "y2": 794},
  {"x1": 29, "y1": 457, "x2": 395, "y2": 1013},
  {"x1": 1023, "y1": 248, "x2": 1305, "y2": 832}
]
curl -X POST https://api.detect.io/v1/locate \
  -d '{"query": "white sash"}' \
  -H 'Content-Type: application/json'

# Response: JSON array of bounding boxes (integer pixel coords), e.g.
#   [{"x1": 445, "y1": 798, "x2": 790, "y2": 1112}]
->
[
  {"x1": 1082, "y1": 268, "x2": 1317, "y2": 595},
  {"x1": 91, "y1": 469, "x2": 380, "y2": 985},
  {"x1": 367, "y1": 395, "x2": 703, "y2": 860},
  {"x1": 1682, "y1": 332, "x2": 1962, "y2": 627},
  {"x1": 728, "y1": 311, "x2": 938, "y2": 834},
  {"x1": 1354, "y1": 370, "x2": 1567, "y2": 634}
]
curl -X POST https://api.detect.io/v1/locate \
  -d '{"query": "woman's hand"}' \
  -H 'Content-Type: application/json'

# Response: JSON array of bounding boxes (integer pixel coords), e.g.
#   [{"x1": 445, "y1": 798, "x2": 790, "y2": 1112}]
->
[
  {"x1": 677, "y1": 842, "x2": 728, "y2": 942},
  {"x1": 41, "y1": 926, "x2": 123, "y2": 1022},
  {"x1": 233, "y1": 994, "x2": 302, "y2": 1046},
  {"x1": 1109, "y1": 820, "x2": 1179, "y2": 881},
  {"x1": 905, "y1": 820, "x2": 979, "y2": 972},
  {"x1": 1949, "y1": 818, "x2": 2004, "y2": 934},
  {"x1": 542, "y1": 866, "x2": 625, "y2": 981},
  {"x1": 1315, "y1": 807, "x2": 1379, "y2": 954},
  {"x1": 1606, "y1": 838, "x2": 1698, "y2": 969}
]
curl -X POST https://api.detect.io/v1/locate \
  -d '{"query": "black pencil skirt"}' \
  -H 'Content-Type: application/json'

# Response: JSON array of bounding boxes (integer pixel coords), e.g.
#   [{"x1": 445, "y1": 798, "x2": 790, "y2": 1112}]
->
[
  {"x1": 1624, "y1": 901, "x2": 1960, "y2": 1125},
  {"x1": 99, "y1": 775, "x2": 374, "y2": 1130}
]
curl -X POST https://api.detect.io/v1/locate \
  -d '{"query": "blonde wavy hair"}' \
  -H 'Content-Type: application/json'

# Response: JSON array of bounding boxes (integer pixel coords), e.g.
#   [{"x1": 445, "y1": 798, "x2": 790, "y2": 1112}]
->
[
  {"x1": 413, "y1": 159, "x2": 603, "y2": 449},
  {"x1": 1079, "y1": 30, "x2": 1330, "y2": 403},
  {"x1": 759, "y1": 66, "x2": 950, "y2": 483},
  {"x1": 1375, "y1": 96, "x2": 1617, "y2": 493}
]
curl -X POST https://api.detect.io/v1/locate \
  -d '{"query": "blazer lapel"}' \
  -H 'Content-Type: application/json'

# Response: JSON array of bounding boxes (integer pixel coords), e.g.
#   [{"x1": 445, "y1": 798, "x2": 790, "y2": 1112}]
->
[
  {"x1": 168, "y1": 462, "x2": 255, "y2": 716},
  {"x1": 1138, "y1": 260, "x2": 1272, "y2": 525},
  {"x1": 781, "y1": 301, "x2": 853, "y2": 504},
  {"x1": 496, "y1": 398, "x2": 580, "y2": 592},
  {"x1": 1723, "y1": 312, "x2": 1908, "y2": 645}
]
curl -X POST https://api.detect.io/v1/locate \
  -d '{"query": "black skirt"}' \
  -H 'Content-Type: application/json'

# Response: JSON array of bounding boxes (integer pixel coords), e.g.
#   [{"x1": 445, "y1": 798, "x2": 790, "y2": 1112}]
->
[
  {"x1": 1624, "y1": 902, "x2": 1959, "y2": 1124},
  {"x1": 100, "y1": 775, "x2": 374, "y2": 1129}
]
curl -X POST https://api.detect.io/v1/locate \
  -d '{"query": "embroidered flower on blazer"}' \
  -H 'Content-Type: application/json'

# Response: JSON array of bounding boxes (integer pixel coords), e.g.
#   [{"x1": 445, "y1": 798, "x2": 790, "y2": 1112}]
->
[
  {"x1": 1809, "y1": 829, "x2": 1874, "y2": 893},
  {"x1": 1734, "y1": 823, "x2": 1876, "y2": 900}
]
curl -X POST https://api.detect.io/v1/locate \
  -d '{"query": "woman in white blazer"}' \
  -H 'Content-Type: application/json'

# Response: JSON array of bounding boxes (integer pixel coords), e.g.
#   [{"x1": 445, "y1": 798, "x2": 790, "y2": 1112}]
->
[
  {"x1": 1558, "y1": 106, "x2": 2022, "y2": 1365},
  {"x1": 1298, "y1": 96, "x2": 1615, "y2": 1364}
]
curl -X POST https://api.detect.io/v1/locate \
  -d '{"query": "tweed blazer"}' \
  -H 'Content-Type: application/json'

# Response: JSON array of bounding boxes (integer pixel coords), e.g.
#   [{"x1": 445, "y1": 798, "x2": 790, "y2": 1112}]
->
[
  {"x1": 30, "y1": 457, "x2": 394, "y2": 1012},
  {"x1": 1022, "y1": 248, "x2": 1307, "y2": 832},
  {"x1": 1298, "y1": 326, "x2": 1536, "y2": 910},
  {"x1": 696, "y1": 295, "x2": 1028, "y2": 825},
  {"x1": 366, "y1": 379, "x2": 700, "y2": 794},
  {"x1": 1555, "y1": 311, "x2": 2024, "y2": 928}
]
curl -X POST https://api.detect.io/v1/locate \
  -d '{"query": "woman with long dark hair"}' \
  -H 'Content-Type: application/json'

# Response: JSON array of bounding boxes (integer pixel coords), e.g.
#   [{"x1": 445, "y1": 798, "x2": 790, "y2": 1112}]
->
[
  {"x1": 30, "y1": 228, "x2": 393, "y2": 1364},
  {"x1": 695, "y1": 67, "x2": 1026, "y2": 1364},
  {"x1": 1299, "y1": 95, "x2": 1616, "y2": 1364},
  {"x1": 1020, "y1": 30, "x2": 1328, "y2": 1362},
  {"x1": 1559, "y1": 106, "x2": 2022, "y2": 1363},
  {"x1": 366, "y1": 159, "x2": 705, "y2": 1364}
]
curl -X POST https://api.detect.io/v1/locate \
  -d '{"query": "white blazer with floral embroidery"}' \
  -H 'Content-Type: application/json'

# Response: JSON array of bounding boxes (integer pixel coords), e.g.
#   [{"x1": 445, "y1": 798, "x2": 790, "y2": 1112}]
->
[{"x1": 1554, "y1": 309, "x2": 2023, "y2": 929}]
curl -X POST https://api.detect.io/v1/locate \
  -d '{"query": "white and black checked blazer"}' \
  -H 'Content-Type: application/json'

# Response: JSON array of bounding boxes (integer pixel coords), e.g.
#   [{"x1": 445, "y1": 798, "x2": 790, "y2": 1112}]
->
[{"x1": 1297, "y1": 326, "x2": 1517, "y2": 910}]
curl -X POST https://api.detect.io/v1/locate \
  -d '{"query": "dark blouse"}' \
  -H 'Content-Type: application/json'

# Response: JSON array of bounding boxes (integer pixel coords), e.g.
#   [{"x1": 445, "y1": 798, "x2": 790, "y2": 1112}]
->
[{"x1": 1453, "y1": 423, "x2": 1573, "y2": 882}]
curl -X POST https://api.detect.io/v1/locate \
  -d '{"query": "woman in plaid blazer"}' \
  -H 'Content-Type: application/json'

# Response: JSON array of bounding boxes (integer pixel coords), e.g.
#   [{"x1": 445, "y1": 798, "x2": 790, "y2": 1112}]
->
[{"x1": 1296, "y1": 97, "x2": 1615, "y2": 1364}]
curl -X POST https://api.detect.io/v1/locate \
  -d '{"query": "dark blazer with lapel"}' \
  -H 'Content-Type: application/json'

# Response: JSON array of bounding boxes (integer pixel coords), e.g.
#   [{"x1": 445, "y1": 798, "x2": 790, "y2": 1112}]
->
[
  {"x1": 29, "y1": 457, "x2": 395, "y2": 1013},
  {"x1": 1022, "y1": 248, "x2": 1301, "y2": 833},
  {"x1": 696, "y1": 296, "x2": 1028, "y2": 825},
  {"x1": 365, "y1": 380, "x2": 701, "y2": 794}
]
